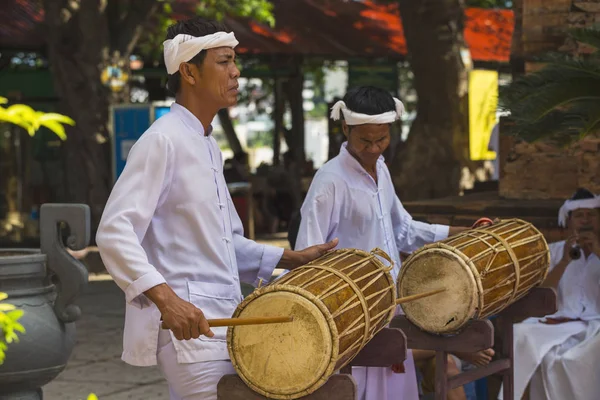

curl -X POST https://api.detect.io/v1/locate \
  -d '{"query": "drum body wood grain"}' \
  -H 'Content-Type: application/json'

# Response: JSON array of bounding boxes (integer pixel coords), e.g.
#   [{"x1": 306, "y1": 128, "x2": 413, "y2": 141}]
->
[
  {"x1": 227, "y1": 248, "x2": 396, "y2": 399},
  {"x1": 397, "y1": 219, "x2": 550, "y2": 335}
]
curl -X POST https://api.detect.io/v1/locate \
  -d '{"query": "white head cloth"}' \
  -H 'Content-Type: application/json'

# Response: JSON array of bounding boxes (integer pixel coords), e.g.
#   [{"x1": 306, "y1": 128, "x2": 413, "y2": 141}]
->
[
  {"x1": 330, "y1": 98, "x2": 405, "y2": 125},
  {"x1": 558, "y1": 194, "x2": 600, "y2": 227},
  {"x1": 163, "y1": 32, "x2": 239, "y2": 75}
]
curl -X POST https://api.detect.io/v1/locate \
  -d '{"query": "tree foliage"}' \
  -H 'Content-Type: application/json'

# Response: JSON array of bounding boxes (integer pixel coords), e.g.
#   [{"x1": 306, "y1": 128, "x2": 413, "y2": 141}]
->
[
  {"x1": 37, "y1": 0, "x2": 275, "y2": 231},
  {"x1": 499, "y1": 27, "x2": 600, "y2": 145},
  {"x1": 137, "y1": 0, "x2": 275, "y2": 62}
]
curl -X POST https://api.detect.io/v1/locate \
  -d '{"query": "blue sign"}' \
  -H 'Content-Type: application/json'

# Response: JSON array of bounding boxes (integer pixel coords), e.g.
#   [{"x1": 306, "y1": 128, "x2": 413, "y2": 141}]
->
[
  {"x1": 155, "y1": 106, "x2": 170, "y2": 120},
  {"x1": 110, "y1": 105, "x2": 152, "y2": 182}
]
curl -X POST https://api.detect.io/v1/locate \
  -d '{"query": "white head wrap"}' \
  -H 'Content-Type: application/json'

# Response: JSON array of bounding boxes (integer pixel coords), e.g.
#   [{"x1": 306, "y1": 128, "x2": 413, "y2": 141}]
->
[
  {"x1": 330, "y1": 97, "x2": 405, "y2": 125},
  {"x1": 558, "y1": 194, "x2": 600, "y2": 227},
  {"x1": 163, "y1": 32, "x2": 239, "y2": 75}
]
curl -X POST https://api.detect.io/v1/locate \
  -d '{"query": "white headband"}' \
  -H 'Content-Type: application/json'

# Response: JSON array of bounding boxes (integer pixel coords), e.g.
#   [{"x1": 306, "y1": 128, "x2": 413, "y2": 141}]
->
[
  {"x1": 558, "y1": 195, "x2": 600, "y2": 227},
  {"x1": 163, "y1": 32, "x2": 239, "y2": 75},
  {"x1": 330, "y1": 98, "x2": 405, "y2": 125}
]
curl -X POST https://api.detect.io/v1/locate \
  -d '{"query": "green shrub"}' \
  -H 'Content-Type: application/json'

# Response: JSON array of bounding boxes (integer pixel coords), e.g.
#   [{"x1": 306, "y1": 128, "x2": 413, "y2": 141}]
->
[{"x1": 0, "y1": 292, "x2": 25, "y2": 365}]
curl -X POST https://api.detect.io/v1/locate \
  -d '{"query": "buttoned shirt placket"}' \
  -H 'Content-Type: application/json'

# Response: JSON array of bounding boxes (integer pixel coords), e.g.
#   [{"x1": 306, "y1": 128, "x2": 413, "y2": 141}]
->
[
  {"x1": 204, "y1": 134, "x2": 238, "y2": 283},
  {"x1": 364, "y1": 166, "x2": 394, "y2": 272}
]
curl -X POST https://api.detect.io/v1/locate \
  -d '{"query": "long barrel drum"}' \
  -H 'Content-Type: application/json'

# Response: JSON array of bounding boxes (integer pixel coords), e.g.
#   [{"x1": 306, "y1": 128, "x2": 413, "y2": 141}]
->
[
  {"x1": 397, "y1": 218, "x2": 551, "y2": 335},
  {"x1": 160, "y1": 248, "x2": 443, "y2": 400},
  {"x1": 226, "y1": 248, "x2": 399, "y2": 400}
]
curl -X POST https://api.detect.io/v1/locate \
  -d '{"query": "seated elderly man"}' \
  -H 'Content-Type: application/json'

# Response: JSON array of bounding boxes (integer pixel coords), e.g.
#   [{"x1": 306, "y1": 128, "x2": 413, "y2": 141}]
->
[{"x1": 502, "y1": 188, "x2": 600, "y2": 400}]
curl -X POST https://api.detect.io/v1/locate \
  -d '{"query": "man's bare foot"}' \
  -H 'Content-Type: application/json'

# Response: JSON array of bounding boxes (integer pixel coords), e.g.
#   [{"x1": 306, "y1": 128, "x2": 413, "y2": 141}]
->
[
  {"x1": 391, "y1": 363, "x2": 405, "y2": 373},
  {"x1": 453, "y1": 348, "x2": 495, "y2": 367}
]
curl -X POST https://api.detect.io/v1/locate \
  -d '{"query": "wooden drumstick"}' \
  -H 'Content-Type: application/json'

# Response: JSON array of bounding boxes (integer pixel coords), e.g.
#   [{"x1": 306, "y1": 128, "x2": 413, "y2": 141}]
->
[
  {"x1": 161, "y1": 316, "x2": 294, "y2": 330},
  {"x1": 395, "y1": 288, "x2": 447, "y2": 305}
]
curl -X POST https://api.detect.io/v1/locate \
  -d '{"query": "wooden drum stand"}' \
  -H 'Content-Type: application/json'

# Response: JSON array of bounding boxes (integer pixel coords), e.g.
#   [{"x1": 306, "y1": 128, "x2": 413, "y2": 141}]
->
[
  {"x1": 391, "y1": 287, "x2": 557, "y2": 400},
  {"x1": 216, "y1": 327, "x2": 406, "y2": 399}
]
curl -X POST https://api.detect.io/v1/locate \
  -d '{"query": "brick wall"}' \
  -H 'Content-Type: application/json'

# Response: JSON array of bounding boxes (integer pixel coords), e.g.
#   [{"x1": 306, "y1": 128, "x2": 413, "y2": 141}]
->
[
  {"x1": 499, "y1": 0, "x2": 600, "y2": 200},
  {"x1": 521, "y1": 0, "x2": 600, "y2": 56},
  {"x1": 499, "y1": 135, "x2": 600, "y2": 200}
]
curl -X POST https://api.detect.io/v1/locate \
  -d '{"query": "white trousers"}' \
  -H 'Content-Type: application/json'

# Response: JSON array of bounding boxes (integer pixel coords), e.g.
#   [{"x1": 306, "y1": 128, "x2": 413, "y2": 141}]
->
[
  {"x1": 352, "y1": 349, "x2": 419, "y2": 400},
  {"x1": 157, "y1": 330, "x2": 236, "y2": 400}
]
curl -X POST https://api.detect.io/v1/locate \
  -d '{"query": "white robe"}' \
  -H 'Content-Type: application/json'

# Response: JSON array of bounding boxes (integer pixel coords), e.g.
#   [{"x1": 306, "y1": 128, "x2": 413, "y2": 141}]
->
[
  {"x1": 96, "y1": 102, "x2": 283, "y2": 367},
  {"x1": 501, "y1": 241, "x2": 600, "y2": 400},
  {"x1": 295, "y1": 142, "x2": 449, "y2": 400}
]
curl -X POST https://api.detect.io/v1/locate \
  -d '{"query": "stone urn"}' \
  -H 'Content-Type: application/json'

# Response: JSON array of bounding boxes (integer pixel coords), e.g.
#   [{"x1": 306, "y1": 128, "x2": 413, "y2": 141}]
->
[{"x1": 0, "y1": 204, "x2": 90, "y2": 400}]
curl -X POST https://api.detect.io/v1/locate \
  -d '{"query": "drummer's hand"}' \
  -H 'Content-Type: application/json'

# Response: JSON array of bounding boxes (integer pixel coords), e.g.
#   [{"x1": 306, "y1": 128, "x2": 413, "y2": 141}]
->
[
  {"x1": 278, "y1": 238, "x2": 339, "y2": 270},
  {"x1": 471, "y1": 217, "x2": 497, "y2": 229},
  {"x1": 578, "y1": 230, "x2": 600, "y2": 257},
  {"x1": 145, "y1": 283, "x2": 214, "y2": 340},
  {"x1": 161, "y1": 298, "x2": 214, "y2": 341},
  {"x1": 560, "y1": 234, "x2": 579, "y2": 263}
]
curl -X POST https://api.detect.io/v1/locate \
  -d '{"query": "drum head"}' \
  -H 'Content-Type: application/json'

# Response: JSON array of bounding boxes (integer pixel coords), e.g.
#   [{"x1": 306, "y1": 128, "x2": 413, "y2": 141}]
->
[
  {"x1": 228, "y1": 288, "x2": 337, "y2": 399},
  {"x1": 398, "y1": 247, "x2": 480, "y2": 334}
]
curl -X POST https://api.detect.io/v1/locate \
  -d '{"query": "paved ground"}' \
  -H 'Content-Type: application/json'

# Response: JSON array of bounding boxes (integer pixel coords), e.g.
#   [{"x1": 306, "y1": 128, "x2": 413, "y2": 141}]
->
[
  {"x1": 42, "y1": 234, "x2": 291, "y2": 400},
  {"x1": 43, "y1": 279, "x2": 168, "y2": 400}
]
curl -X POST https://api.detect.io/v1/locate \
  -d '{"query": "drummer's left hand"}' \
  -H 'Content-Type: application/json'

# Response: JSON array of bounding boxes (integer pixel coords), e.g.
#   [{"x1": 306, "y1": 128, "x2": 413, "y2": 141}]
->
[
  {"x1": 471, "y1": 217, "x2": 501, "y2": 229},
  {"x1": 278, "y1": 238, "x2": 339, "y2": 270},
  {"x1": 579, "y1": 230, "x2": 600, "y2": 257}
]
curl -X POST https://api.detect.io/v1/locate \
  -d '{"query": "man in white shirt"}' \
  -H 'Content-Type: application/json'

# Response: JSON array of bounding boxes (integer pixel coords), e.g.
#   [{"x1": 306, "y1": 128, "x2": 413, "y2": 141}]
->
[
  {"x1": 95, "y1": 17, "x2": 337, "y2": 400},
  {"x1": 294, "y1": 86, "x2": 489, "y2": 400},
  {"x1": 506, "y1": 188, "x2": 600, "y2": 400}
]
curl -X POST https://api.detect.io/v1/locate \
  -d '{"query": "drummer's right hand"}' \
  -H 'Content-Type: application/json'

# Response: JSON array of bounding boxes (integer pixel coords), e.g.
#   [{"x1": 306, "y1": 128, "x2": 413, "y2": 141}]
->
[
  {"x1": 161, "y1": 297, "x2": 214, "y2": 340},
  {"x1": 561, "y1": 234, "x2": 578, "y2": 262},
  {"x1": 145, "y1": 283, "x2": 214, "y2": 340}
]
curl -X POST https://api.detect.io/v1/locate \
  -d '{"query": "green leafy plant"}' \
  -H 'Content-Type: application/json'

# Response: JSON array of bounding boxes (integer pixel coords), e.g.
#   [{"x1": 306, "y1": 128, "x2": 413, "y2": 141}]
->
[
  {"x1": 0, "y1": 292, "x2": 25, "y2": 365},
  {"x1": 193, "y1": 0, "x2": 274, "y2": 25},
  {"x1": 499, "y1": 26, "x2": 600, "y2": 145},
  {"x1": 0, "y1": 96, "x2": 75, "y2": 140},
  {"x1": 137, "y1": 0, "x2": 275, "y2": 62}
]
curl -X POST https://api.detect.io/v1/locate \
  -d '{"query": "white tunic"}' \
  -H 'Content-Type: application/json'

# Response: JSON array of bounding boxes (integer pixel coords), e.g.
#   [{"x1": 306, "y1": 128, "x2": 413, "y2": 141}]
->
[
  {"x1": 294, "y1": 142, "x2": 448, "y2": 282},
  {"x1": 295, "y1": 142, "x2": 449, "y2": 400},
  {"x1": 96, "y1": 103, "x2": 283, "y2": 367},
  {"x1": 504, "y1": 241, "x2": 600, "y2": 400}
]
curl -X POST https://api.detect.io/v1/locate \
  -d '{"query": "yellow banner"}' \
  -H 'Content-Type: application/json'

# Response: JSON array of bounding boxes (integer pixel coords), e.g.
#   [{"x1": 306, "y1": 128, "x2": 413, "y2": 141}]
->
[{"x1": 469, "y1": 70, "x2": 498, "y2": 160}]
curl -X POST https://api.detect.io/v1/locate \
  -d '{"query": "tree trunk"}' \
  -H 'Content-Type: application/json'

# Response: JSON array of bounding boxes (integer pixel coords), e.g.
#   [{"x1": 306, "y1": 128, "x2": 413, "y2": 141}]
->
[
  {"x1": 283, "y1": 65, "x2": 306, "y2": 165},
  {"x1": 273, "y1": 78, "x2": 284, "y2": 166},
  {"x1": 43, "y1": 0, "x2": 112, "y2": 235},
  {"x1": 390, "y1": 0, "x2": 470, "y2": 201},
  {"x1": 510, "y1": 0, "x2": 525, "y2": 78},
  {"x1": 218, "y1": 108, "x2": 243, "y2": 155},
  {"x1": 282, "y1": 68, "x2": 305, "y2": 210},
  {"x1": 42, "y1": 0, "x2": 159, "y2": 237}
]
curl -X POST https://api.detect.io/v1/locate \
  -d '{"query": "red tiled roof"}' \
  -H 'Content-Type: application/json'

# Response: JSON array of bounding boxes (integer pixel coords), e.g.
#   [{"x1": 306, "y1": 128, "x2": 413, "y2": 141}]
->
[
  {"x1": 464, "y1": 8, "x2": 514, "y2": 63},
  {"x1": 0, "y1": 0, "x2": 513, "y2": 62}
]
